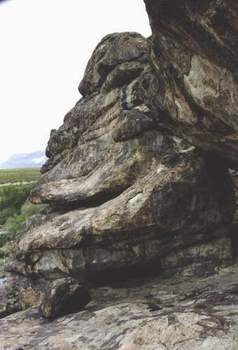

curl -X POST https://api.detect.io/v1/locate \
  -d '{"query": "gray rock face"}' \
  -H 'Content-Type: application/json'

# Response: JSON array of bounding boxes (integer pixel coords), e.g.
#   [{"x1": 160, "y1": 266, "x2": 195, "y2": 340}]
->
[
  {"x1": 6, "y1": 33, "x2": 235, "y2": 295},
  {"x1": 78, "y1": 32, "x2": 148, "y2": 97},
  {"x1": 144, "y1": 0, "x2": 238, "y2": 168},
  {"x1": 1, "y1": 265, "x2": 238, "y2": 349},
  {"x1": 42, "y1": 33, "x2": 150, "y2": 174},
  {"x1": 1, "y1": 1, "x2": 238, "y2": 348},
  {"x1": 1, "y1": 4, "x2": 238, "y2": 349}
]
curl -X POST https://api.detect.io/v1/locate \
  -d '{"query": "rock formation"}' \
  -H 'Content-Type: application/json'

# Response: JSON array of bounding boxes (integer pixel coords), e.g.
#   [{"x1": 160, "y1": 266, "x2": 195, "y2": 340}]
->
[
  {"x1": 1, "y1": 0, "x2": 238, "y2": 348},
  {"x1": 39, "y1": 278, "x2": 91, "y2": 319},
  {"x1": 144, "y1": 0, "x2": 238, "y2": 168},
  {"x1": 2, "y1": 265, "x2": 238, "y2": 349},
  {"x1": 8, "y1": 32, "x2": 235, "y2": 293}
]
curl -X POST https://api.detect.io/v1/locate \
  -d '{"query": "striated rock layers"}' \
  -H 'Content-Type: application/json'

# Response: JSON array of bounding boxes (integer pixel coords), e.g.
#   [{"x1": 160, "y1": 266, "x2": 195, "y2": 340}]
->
[
  {"x1": 144, "y1": 0, "x2": 238, "y2": 168},
  {"x1": 7, "y1": 32, "x2": 236, "y2": 297},
  {"x1": 1, "y1": 2, "x2": 238, "y2": 347}
]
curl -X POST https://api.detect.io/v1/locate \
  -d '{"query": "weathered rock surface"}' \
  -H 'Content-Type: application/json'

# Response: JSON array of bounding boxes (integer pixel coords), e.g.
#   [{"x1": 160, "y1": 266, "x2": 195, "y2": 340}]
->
[
  {"x1": 1, "y1": 265, "x2": 238, "y2": 349},
  {"x1": 39, "y1": 278, "x2": 91, "y2": 319},
  {"x1": 2, "y1": 1, "x2": 238, "y2": 348},
  {"x1": 6, "y1": 33, "x2": 235, "y2": 294},
  {"x1": 144, "y1": 0, "x2": 238, "y2": 168},
  {"x1": 13, "y1": 148, "x2": 234, "y2": 281}
]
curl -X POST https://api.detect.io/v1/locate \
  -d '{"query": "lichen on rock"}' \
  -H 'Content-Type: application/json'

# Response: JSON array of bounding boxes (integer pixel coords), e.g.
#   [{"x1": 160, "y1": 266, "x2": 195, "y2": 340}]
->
[
  {"x1": 7, "y1": 32, "x2": 235, "y2": 294},
  {"x1": 1, "y1": 1, "x2": 238, "y2": 348}
]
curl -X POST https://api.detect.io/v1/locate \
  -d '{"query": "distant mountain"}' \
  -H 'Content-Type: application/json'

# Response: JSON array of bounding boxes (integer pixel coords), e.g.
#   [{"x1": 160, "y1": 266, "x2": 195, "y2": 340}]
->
[{"x1": 0, "y1": 151, "x2": 47, "y2": 169}]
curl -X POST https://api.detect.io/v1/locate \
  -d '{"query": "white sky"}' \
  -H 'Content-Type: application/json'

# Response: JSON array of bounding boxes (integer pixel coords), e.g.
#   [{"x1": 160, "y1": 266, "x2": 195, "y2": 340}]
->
[{"x1": 0, "y1": 0, "x2": 151, "y2": 163}]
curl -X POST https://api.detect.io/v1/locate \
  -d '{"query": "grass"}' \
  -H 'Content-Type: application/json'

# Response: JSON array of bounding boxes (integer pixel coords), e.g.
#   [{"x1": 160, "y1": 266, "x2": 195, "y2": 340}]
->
[{"x1": 0, "y1": 168, "x2": 41, "y2": 184}]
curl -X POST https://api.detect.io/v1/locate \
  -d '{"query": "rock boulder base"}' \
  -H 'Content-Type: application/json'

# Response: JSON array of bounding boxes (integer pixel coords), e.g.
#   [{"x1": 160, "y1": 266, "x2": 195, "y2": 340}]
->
[{"x1": 39, "y1": 278, "x2": 91, "y2": 319}]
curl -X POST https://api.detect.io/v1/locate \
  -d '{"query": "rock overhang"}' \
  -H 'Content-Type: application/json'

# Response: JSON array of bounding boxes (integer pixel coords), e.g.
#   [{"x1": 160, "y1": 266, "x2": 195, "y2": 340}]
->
[{"x1": 3, "y1": 2, "x2": 238, "y2": 322}]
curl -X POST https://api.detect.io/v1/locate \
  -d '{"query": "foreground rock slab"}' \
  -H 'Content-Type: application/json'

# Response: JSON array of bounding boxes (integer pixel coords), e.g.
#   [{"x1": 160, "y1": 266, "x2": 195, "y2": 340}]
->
[{"x1": 1, "y1": 265, "x2": 238, "y2": 349}]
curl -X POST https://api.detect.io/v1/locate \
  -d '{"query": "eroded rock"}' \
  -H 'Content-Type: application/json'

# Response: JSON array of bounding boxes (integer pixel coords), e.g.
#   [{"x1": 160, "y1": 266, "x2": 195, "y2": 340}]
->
[
  {"x1": 144, "y1": 0, "x2": 238, "y2": 168},
  {"x1": 1, "y1": 265, "x2": 238, "y2": 349},
  {"x1": 6, "y1": 32, "x2": 235, "y2": 303},
  {"x1": 39, "y1": 278, "x2": 91, "y2": 319},
  {"x1": 14, "y1": 149, "x2": 234, "y2": 285},
  {"x1": 0, "y1": 3, "x2": 238, "y2": 350}
]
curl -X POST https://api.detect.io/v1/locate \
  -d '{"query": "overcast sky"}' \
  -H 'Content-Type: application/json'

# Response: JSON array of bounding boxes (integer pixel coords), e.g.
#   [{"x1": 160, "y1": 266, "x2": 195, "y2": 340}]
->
[{"x1": 0, "y1": 0, "x2": 151, "y2": 163}]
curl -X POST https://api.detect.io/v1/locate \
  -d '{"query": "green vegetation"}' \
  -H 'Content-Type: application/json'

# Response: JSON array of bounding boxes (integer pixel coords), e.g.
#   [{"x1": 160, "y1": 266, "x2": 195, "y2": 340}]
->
[
  {"x1": 0, "y1": 169, "x2": 43, "y2": 270},
  {"x1": 0, "y1": 168, "x2": 40, "y2": 184},
  {"x1": 0, "y1": 184, "x2": 35, "y2": 225},
  {"x1": 5, "y1": 201, "x2": 42, "y2": 235},
  {"x1": 0, "y1": 168, "x2": 42, "y2": 228}
]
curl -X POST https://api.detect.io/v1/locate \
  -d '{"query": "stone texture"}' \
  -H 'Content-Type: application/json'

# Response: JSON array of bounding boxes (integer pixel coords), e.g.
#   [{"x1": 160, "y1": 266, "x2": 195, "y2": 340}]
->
[
  {"x1": 144, "y1": 0, "x2": 238, "y2": 168},
  {"x1": 1, "y1": 265, "x2": 238, "y2": 349},
  {"x1": 2, "y1": 3, "x2": 238, "y2": 349},
  {"x1": 229, "y1": 170, "x2": 238, "y2": 257},
  {"x1": 39, "y1": 278, "x2": 91, "y2": 319},
  {"x1": 4, "y1": 31, "x2": 235, "y2": 310},
  {"x1": 12, "y1": 143, "x2": 234, "y2": 283}
]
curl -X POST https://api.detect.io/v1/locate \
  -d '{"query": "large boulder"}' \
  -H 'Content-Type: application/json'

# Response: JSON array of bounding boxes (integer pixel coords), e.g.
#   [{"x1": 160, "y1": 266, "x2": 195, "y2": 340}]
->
[
  {"x1": 14, "y1": 148, "x2": 234, "y2": 283},
  {"x1": 144, "y1": 0, "x2": 238, "y2": 168},
  {"x1": 7, "y1": 33, "x2": 234, "y2": 298},
  {"x1": 0, "y1": 2, "x2": 238, "y2": 349}
]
